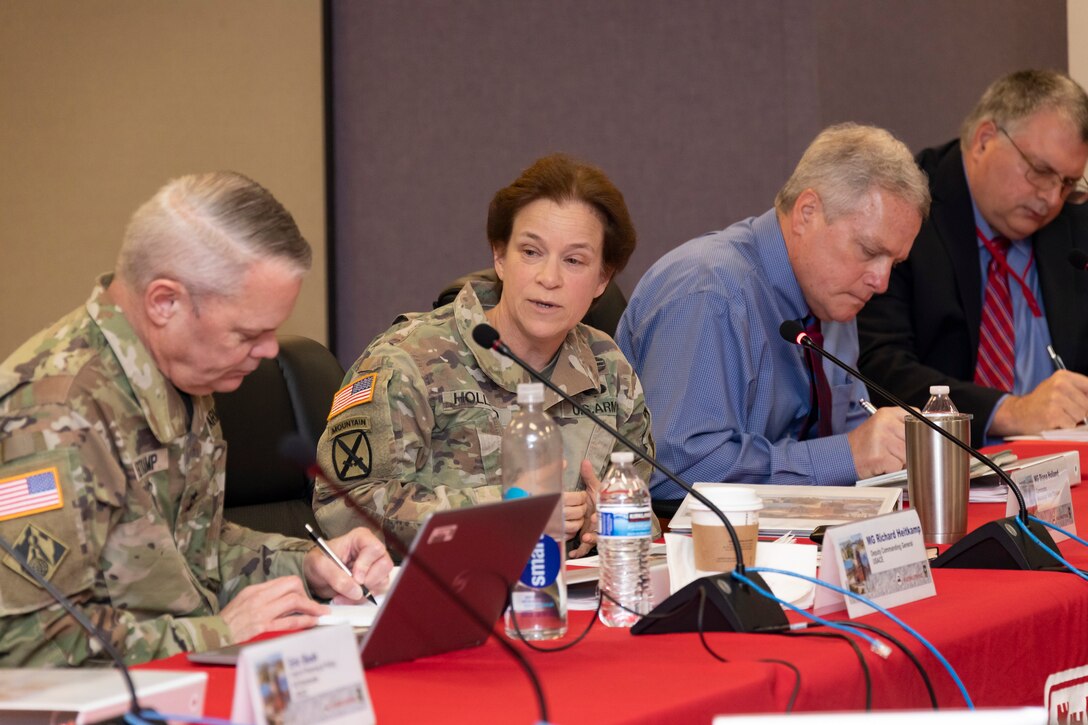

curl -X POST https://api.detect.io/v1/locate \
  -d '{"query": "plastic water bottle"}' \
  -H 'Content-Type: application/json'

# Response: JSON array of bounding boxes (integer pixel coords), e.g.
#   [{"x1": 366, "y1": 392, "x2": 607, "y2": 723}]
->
[
  {"x1": 597, "y1": 451, "x2": 653, "y2": 627},
  {"x1": 502, "y1": 383, "x2": 567, "y2": 640},
  {"x1": 922, "y1": 385, "x2": 958, "y2": 416}
]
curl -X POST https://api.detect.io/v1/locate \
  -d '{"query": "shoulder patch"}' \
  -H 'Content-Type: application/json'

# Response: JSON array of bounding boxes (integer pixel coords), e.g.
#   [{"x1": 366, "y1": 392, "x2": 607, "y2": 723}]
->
[
  {"x1": 331, "y1": 429, "x2": 373, "y2": 481},
  {"x1": 328, "y1": 416, "x2": 370, "y2": 435},
  {"x1": 328, "y1": 372, "x2": 379, "y2": 420},
  {"x1": 0, "y1": 467, "x2": 63, "y2": 522},
  {"x1": 3, "y1": 522, "x2": 69, "y2": 586}
]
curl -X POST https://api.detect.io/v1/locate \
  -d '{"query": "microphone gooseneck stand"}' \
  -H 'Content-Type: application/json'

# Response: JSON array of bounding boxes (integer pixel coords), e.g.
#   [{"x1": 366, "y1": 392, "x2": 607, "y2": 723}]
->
[
  {"x1": 778, "y1": 320, "x2": 1063, "y2": 571},
  {"x1": 472, "y1": 323, "x2": 788, "y2": 634}
]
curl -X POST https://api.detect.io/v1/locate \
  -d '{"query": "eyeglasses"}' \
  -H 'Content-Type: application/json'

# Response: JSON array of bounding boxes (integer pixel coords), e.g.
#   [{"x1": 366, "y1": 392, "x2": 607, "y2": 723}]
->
[{"x1": 999, "y1": 127, "x2": 1088, "y2": 205}]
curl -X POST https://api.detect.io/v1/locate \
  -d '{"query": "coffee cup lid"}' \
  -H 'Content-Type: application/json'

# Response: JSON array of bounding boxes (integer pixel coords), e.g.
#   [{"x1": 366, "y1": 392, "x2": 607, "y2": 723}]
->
[{"x1": 688, "y1": 486, "x2": 763, "y2": 512}]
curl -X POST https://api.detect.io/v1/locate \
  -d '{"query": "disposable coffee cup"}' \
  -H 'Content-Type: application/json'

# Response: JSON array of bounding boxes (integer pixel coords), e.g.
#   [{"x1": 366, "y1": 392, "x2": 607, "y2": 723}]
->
[{"x1": 689, "y1": 487, "x2": 762, "y2": 572}]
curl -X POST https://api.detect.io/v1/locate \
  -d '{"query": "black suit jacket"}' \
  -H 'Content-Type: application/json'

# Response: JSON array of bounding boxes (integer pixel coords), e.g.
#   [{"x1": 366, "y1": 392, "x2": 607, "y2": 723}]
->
[{"x1": 858, "y1": 140, "x2": 1088, "y2": 443}]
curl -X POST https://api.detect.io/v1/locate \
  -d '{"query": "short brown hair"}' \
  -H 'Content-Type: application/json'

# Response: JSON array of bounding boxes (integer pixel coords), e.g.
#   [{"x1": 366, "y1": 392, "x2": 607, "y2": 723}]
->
[{"x1": 487, "y1": 154, "x2": 637, "y2": 276}]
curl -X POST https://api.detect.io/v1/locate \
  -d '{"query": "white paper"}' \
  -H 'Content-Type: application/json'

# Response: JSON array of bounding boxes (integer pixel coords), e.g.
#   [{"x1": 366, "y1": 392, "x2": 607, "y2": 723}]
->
[
  {"x1": 317, "y1": 603, "x2": 380, "y2": 628},
  {"x1": 664, "y1": 534, "x2": 818, "y2": 609}
]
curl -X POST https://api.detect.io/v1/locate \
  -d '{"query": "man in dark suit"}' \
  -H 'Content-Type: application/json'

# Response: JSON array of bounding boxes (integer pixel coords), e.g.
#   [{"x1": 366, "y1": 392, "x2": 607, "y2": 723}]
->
[{"x1": 859, "y1": 69, "x2": 1088, "y2": 444}]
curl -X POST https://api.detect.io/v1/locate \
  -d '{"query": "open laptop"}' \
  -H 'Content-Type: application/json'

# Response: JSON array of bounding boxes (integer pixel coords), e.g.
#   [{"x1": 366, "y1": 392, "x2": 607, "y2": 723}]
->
[{"x1": 188, "y1": 493, "x2": 559, "y2": 669}]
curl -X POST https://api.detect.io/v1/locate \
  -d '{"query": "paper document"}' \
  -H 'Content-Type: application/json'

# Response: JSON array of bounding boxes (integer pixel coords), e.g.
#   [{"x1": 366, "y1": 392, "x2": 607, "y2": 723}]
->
[
  {"x1": 857, "y1": 450, "x2": 1018, "y2": 489},
  {"x1": 318, "y1": 603, "x2": 380, "y2": 628},
  {"x1": 1007, "y1": 424, "x2": 1088, "y2": 441}
]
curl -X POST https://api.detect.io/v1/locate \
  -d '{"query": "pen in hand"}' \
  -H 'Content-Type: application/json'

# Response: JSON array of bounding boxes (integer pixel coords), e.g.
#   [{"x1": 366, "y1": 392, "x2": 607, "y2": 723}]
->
[
  {"x1": 859, "y1": 399, "x2": 878, "y2": 415},
  {"x1": 305, "y1": 523, "x2": 378, "y2": 605},
  {"x1": 1047, "y1": 344, "x2": 1087, "y2": 426},
  {"x1": 1047, "y1": 344, "x2": 1068, "y2": 371}
]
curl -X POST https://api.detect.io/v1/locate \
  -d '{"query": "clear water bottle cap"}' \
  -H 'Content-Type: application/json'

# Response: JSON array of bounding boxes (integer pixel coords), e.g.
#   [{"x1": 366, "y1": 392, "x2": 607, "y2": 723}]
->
[
  {"x1": 610, "y1": 451, "x2": 635, "y2": 464},
  {"x1": 516, "y1": 382, "x2": 544, "y2": 404},
  {"x1": 929, "y1": 385, "x2": 950, "y2": 395}
]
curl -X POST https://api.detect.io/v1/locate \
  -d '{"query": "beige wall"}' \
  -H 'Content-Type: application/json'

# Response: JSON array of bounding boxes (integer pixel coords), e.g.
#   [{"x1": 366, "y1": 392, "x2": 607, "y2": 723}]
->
[
  {"x1": 1071, "y1": 2, "x2": 1088, "y2": 89},
  {"x1": 0, "y1": 1, "x2": 326, "y2": 358}
]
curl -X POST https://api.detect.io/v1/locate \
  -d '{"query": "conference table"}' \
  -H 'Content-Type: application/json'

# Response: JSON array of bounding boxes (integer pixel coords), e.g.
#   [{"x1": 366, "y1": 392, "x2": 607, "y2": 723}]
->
[{"x1": 139, "y1": 440, "x2": 1088, "y2": 723}]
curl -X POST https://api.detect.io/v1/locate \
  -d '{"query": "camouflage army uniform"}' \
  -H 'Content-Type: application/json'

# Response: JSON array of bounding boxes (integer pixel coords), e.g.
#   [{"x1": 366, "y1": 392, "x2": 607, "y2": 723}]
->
[
  {"x1": 314, "y1": 280, "x2": 655, "y2": 550},
  {"x1": 0, "y1": 275, "x2": 313, "y2": 666}
]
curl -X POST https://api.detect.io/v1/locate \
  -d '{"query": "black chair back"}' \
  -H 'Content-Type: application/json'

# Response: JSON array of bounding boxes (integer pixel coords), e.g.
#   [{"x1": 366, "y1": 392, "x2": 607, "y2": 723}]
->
[{"x1": 214, "y1": 335, "x2": 345, "y2": 539}]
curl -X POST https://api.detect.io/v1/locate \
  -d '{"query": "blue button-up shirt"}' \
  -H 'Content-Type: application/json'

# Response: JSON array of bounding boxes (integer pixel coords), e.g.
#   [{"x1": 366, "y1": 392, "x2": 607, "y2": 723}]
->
[{"x1": 616, "y1": 209, "x2": 869, "y2": 500}]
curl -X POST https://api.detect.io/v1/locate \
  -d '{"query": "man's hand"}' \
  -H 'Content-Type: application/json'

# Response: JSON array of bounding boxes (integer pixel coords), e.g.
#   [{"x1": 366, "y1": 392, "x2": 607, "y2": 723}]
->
[
  {"x1": 568, "y1": 460, "x2": 603, "y2": 559},
  {"x1": 846, "y1": 406, "x2": 906, "y2": 480},
  {"x1": 990, "y1": 370, "x2": 1088, "y2": 436},
  {"x1": 220, "y1": 576, "x2": 328, "y2": 644},
  {"x1": 303, "y1": 527, "x2": 394, "y2": 603}
]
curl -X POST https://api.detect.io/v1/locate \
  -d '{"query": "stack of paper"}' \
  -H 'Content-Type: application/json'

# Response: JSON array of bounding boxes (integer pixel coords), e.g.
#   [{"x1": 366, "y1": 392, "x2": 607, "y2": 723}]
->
[{"x1": 856, "y1": 450, "x2": 1018, "y2": 490}]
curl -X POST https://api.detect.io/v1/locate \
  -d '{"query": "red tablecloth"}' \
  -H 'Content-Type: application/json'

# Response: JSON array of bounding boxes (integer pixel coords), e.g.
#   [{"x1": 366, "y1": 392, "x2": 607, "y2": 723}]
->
[{"x1": 139, "y1": 441, "x2": 1088, "y2": 723}]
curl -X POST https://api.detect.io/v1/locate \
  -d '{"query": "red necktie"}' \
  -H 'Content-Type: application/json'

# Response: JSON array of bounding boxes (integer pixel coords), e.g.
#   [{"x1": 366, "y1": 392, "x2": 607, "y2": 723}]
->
[
  {"x1": 801, "y1": 318, "x2": 833, "y2": 440},
  {"x1": 975, "y1": 233, "x2": 1015, "y2": 391}
]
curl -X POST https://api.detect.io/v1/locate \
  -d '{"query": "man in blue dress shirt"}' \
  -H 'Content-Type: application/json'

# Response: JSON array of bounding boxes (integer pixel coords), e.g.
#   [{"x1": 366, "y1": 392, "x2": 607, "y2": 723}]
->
[
  {"x1": 617, "y1": 124, "x2": 929, "y2": 505},
  {"x1": 859, "y1": 70, "x2": 1088, "y2": 445}
]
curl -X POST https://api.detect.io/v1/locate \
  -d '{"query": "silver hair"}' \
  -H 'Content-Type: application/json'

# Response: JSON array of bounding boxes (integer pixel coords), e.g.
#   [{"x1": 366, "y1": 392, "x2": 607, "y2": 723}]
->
[
  {"x1": 960, "y1": 69, "x2": 1088, "y2": 148},
  {"x1": 116, "y1": 171, "x2": 311, "y2": 298},
  {"x1": 775, "y1": 122, "x2": 931, "y2": 222}
]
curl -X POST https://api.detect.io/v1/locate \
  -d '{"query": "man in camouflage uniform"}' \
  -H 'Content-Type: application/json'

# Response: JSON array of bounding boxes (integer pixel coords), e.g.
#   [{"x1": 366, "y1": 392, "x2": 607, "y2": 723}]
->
[
  {"x1": 0, "y1": 172, "x2": 392, "y2": 666},
  {"x1": 314, "y1": 154, "x2": 655, "y2": 556}
]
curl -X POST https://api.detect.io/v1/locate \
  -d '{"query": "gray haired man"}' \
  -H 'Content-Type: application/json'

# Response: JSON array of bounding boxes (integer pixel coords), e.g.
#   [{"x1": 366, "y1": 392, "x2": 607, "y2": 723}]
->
[{"x1": 0, "y1": 172, "x2": 392, "y2": 666}]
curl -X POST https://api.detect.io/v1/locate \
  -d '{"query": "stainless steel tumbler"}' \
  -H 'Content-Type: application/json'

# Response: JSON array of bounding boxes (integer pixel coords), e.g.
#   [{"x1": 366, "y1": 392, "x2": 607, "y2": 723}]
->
[{"x1": 904, "y1": 413, "x2": 972, "y2": 544}]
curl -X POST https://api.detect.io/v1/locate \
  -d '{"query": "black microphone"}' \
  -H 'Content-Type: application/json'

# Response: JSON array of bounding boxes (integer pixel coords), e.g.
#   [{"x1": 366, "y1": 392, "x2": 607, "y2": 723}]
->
[
  {"x1": 1069, "y1": 248, "x2": 1088, "y2": 271},
  {"x1": 472, "y1": 323, "x2": 788, "y2": 635},
  {"x1": 778, "y1": 320, "x2": 1063, "y2": 571}
]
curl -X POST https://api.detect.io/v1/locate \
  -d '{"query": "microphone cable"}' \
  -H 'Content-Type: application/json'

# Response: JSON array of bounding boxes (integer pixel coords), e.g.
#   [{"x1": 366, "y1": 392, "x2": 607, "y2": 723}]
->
[
  {"x1": 784, "y1": 629, "x2": 871, "y2": 710},
  {"x1": 279, "y1": 435, "x2": 553, "y2": 723},
  {"x1": 737, "y1": 566, "x2": 973, "y2": 708},
  {"x1": 843, "y1": 620, "x2": 939, "y2": 709}
]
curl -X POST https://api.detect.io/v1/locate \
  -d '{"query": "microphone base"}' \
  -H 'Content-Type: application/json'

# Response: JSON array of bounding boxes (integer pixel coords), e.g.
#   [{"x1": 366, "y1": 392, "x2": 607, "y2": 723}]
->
[
  {"x1": 932, "y1": 516, "x2": 1065, "y2": 571},
  {"x1": 631, "y1": 572, "x2": 789, "y2": 635}
]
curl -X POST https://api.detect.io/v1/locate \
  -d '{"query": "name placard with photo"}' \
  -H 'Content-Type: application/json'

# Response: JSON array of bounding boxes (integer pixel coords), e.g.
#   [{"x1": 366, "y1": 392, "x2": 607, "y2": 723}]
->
[
  {"x1": 1004, "y1": 460, "x2": 1076, "y2": 543},
  {"x1": 231, "y1": 624, "x2": 374, "y2": 725},
  {"x1": 814, "y1": 510, "x2": 936, "y2": 619}
]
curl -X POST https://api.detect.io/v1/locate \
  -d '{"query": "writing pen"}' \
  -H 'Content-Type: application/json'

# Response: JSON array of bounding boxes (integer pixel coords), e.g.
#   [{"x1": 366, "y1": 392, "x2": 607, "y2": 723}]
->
[
  {"x1": 1047, "y1": 344, "x2": 1067, "y2": 371},
  {"x1": 1047, "y1": 344, "x2": 1088, "y2": 426},
  {"x1": 859, "y1": 399, "x2": 878, "y2": 415},
  {"x1": 305, "y1": 523, "x2": 378, "y2": 605}
]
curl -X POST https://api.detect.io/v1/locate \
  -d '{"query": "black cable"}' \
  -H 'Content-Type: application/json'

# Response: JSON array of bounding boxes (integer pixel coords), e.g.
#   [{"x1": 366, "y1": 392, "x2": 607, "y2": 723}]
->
[
  {"x1": 280, "y1": 437, "x2": 550, "y2": 723},
  {"x1": 786, "y1": 630, "x2": 871, "y2": 710},
  {"x1": 690, "y1": 589, "x2": 802, "y2": 712},
  {"x1": 0, "y1": 535, "x2": 147, "y2": 718},
  {"x1": 760, "y1": 658, "x2": 802, "y2": 713},
  {"x1": 842, "y1": 621, "x2": 939, "y2": 709},
  {"x1": 507, "y1": 590, "x2": 601, "y2": 652}
]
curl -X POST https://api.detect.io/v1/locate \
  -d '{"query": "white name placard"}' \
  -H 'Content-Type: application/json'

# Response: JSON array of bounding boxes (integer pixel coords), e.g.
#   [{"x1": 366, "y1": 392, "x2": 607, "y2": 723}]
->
[
  {"x1": 231, "y1": 624, "x2": 374, "y2": 725},
  {"x1": 814, "y1": 509, "x2": 936, "y2": 618}
]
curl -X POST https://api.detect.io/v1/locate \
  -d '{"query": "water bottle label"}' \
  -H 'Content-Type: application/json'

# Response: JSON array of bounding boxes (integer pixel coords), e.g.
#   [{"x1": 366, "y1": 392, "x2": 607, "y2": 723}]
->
[
  {"x1": 519, "y1": 534, "x2": 561, "y2": 588},
  {"x1": 599, "y1": 505, "x2": 652, "y2": 538}
]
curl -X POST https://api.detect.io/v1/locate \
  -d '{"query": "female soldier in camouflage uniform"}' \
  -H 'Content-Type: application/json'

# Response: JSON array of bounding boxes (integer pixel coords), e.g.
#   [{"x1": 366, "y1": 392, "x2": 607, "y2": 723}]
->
[{"x1": 315, "y1": 154, "x2": 655, "y2": 557}]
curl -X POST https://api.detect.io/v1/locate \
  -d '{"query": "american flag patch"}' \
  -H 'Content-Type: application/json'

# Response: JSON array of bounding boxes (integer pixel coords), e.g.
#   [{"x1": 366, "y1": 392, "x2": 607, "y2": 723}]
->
[
  {"x1": 0, "y1": 467, "x2": 64, "y2": 522},
  {"x1": 328, "y1": 372, "x2": 379, "y2": 419}
]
